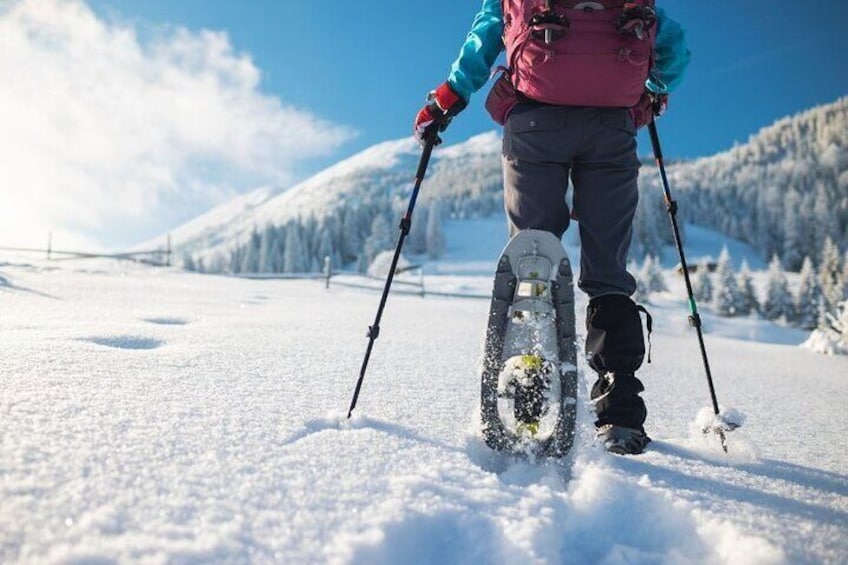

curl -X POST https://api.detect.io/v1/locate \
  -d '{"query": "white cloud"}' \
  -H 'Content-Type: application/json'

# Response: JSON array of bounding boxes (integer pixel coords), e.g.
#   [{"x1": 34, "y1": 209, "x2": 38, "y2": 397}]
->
[{"x1": 0, "y1": 0, "x2": 355, "y2": 250}]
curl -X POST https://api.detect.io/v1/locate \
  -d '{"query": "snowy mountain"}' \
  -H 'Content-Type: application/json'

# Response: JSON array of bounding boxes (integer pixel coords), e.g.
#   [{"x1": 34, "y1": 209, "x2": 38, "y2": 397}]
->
[
  {"x1": 162, "y1": 132, "x2": 503, "y2": 270},
  {"x1": 162, "y1": 97, "x2": 846, "y2": 275},
  {"x1": 653, "y1": 96, "x2": 848, "y2": 270}
]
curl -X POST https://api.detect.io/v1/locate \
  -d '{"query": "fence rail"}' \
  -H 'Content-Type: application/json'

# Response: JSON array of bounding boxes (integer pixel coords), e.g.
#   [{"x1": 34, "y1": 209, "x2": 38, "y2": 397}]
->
[
  {"x1": 0, "y1": 233, "x2": 172, "y2": 266},
  {"x1": 233, "y1": 261, "x2": 490, "y2": 300}
]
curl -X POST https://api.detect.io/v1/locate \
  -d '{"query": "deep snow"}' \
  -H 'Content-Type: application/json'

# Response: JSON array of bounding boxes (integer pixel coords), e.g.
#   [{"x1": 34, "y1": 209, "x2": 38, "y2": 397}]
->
[{"x1": 1, "y1": 225, "x2": 846, "y2": 563}]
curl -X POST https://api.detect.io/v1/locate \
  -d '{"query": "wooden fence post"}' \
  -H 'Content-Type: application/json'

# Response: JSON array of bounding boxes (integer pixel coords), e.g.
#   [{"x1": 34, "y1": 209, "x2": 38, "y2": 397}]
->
[{"x1": 324, "y1": 256, "x2": 332, "y2": 289}]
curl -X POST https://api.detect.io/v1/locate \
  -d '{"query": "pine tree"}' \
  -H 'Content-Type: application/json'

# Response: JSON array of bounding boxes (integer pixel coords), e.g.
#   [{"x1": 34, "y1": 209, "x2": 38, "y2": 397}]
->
[
  {"x1": 692, "y1": 261, "x2": 713, "y2": 304},
  {"x1": 341, "y1": 208, "x2": 364, "y2": 265},
  {"x1": 639, "y1": 255, "x2": 666, "y2": 294},
  {"x1": 629, "y1": 260, "x2": 649, "y2": 303},
  {"x1": 841, "y1": 250, "x2": 848, "y2": 301},
  {"x1": 736, "y1": 261, "x2": 759, "y2": 316},
  {"x1": 795, "y1": 256, "x2": 823, "y2": 330},
  {"x1": 362, "y1": 213, "x2": 393, "y2": 272},
  {"x1": 182, "y1": 253, "x2": 196, "y2": 272},
  {"x1": 712, "y1": 246, "x2": 742, "y2": 316},
  {"x1": 318, "y1": 228, "x2": 337, "y2": 269},
  {"x1": 269, "y1": 225, "x2": 286, "y2": 272},
  {"x1": 826, "y1": 300, "x2": 848, "y2": 348},
  {"x1": 240, "y1": 228, "x2": 261, "y2": 273},
  {"x1": 819, "y1": 237, "x2": 842, "y2": 314},
  {"x1": 633, "y1": 194, "x2": 663, "y2": 259},
  {"x1": 283, "y1": 223, "x2": 308, "y2": 273},
  {"x1": 763, "y1": 255, "x2": 793, "y2": 322},
  {"x1": 426, "y1": 200, "x2": 447, "y2": 259},
  {"x1": 407, "y1": 204, "x2": 429, "y2": 255},
  {"x1": 257, "y1": 225, "x2": 275, "y2": 273},
  {"x1": 782, "y1": 192, "x2": 804, "y2": 271}
]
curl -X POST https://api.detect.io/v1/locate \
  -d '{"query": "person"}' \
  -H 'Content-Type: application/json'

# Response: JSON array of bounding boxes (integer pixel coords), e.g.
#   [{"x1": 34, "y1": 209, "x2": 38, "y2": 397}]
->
[{"x1": 413, "y1": 0, "x2": 690, "y2": 455}]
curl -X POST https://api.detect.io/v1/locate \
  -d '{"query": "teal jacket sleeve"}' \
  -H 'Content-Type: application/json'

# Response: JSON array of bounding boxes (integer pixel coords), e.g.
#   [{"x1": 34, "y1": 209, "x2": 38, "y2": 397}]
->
[
  {"x1": 647, "y1": 8, "x2": 691, "y2": 94},
  {"x1": 445, "y1": 0, "x2": 505, "y2": 102}
]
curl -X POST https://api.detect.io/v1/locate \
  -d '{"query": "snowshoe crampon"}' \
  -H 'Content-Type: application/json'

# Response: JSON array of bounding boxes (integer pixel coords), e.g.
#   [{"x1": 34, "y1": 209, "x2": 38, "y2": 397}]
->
[
  {"x1": 498, "y1": 354, "x2": 559, "y2": 442},
  {"x1": 481, "y1": 230, "x2": 578, "y2": 459}
]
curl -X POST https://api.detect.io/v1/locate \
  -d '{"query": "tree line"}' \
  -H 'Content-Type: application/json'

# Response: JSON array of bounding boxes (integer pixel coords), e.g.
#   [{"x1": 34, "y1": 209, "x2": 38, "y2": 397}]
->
[{"x1": 631, "y1": 238, "x2": 848, "y2": 332}]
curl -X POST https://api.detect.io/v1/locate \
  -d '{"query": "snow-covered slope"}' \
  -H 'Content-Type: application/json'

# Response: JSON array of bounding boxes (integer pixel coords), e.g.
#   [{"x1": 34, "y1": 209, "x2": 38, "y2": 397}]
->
[
  {"x1": 162, "y1": 132, "x2": 502, "y2": 261},
  {"x1": 159, "y1": 98, "x2": 845, "y2": 275},
  {"x1": 1, "y1": 256, "x2": 845, "y2": 563}
]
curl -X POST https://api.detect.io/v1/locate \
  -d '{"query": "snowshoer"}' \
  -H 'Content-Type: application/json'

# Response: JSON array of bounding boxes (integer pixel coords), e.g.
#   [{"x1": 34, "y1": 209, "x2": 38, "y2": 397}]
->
[{"x1": 414, "y1": 0, "x2": 690, "y2": 455}]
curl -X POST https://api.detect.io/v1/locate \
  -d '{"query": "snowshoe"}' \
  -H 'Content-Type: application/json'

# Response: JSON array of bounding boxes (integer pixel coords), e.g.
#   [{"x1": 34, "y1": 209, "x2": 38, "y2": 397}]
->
[{"x1": 480, "y1": 230, "x2": 577, "y2": 458}]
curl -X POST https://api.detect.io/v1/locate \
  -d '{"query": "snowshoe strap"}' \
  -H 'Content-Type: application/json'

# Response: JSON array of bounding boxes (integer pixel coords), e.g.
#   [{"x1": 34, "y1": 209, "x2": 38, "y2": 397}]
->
[{"x1": 636, "y1": 304, "x2": 653, "y2": 363}]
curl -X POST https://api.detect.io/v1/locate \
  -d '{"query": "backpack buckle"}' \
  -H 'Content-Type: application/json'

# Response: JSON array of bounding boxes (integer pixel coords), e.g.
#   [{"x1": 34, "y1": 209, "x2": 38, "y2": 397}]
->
[
  {"x1": 617, "y1": 4, "x2": 656, "y2": 40},
  {"x1": 529, "y1": 10, "x2": 569, "y2": 44}
]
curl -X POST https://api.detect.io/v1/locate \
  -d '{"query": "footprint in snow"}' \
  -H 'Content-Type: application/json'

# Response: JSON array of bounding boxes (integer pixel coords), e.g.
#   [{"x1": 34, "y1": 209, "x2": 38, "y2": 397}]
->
[
  {"x1": 81, "y1": 336, "x2": 163, "y2": 350},
  {"x1": 142, "y1": 317, "x2": 189, "y2": 326}
]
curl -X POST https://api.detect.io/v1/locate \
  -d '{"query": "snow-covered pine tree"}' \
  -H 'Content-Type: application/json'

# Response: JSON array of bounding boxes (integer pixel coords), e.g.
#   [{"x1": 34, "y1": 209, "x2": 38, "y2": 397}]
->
[
  {"x1": 269, "y1": 225, "x2": 286, "y2": 272},
  {"x1": 819, "y1": 237, "x2": 843, "y2": 314},
  {"x1": 283, "y1": 222, "x2": 308, "y2": 273},
  {"x1": 341, "y1": 207, "x2": 365, "y2": 266},
  {"x1": 426, "y1": 200, "x2": 446, "y2": 259},
  {"x1": 361, "y1": 212, "x2": 393, "y2": 272},
  {"x1": 736, "y1": 260, "x2": 759, "y2": 316},
  {"x1": 632, "y1": 193, "x2": 663, "y2": 259},
  {"x1": 795, "y1": 256, "x2": 823, "y2": 330},
  {"x1": 318, "y1": 228, "x2": 338, "y2": 270},
  {"x1": 407, "y1": 204, "x2": 429, "y2": 255},
  {"x1": 842, "y1": 250, "x2": 848, "y2": 300},
  {"x1": 257, "y1": 225, "x2": 275, "y2": 273},
  {"x1": 639, "y1": 255, "x2": 666, "y2": 294},
  {"x1": 712, "y1": 246, "x2": 742, "y2": 316},
  {"x1": 692, "y1": 261, "x2": 713, "y2": 304},
  {"x1": 782, "y1": 192, "x2": 804, "y2": 271},
  {"x1": 629, "y1": 259, "x2": 649, "y2": 303},
  {"x1": 812, "y1": 184, "x2": 840, "y2": 261},
  {"x1": 827, "y1": 300, "x2": 848, "y2": 345},
  {"x1": 240, "y1": 228, "x2": 262, "y2": 273},
  {"x1": 763, "y1": 255, "x2": 794, "y2": 322},
  {"x1": 182, "y1": 253, "x2": 196, "y2": 272}
]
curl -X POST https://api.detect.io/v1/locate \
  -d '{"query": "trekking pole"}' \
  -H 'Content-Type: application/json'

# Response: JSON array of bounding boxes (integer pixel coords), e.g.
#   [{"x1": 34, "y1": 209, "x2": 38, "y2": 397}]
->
[
  {"x1": 647, "y1": 120, "x2": 734, "y2": 450},
  {"x1": 346, "y1": 131, "x2": 440, "y2": 418}
]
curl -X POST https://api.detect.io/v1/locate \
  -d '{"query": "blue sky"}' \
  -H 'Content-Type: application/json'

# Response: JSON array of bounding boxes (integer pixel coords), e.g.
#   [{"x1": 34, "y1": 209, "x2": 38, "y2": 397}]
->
[
  {"x1": 89, "y1": 0, "x2": 847, "y2": 169},
  {"x1": 2, "y1": 0, "x2": 846, "y2": 249}
]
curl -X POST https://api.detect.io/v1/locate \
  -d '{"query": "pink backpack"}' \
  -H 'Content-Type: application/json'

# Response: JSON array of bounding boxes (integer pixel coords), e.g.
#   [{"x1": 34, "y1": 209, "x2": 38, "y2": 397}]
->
[{"x1": 486, "y1": 1, "x2": 657, "y2": 124}]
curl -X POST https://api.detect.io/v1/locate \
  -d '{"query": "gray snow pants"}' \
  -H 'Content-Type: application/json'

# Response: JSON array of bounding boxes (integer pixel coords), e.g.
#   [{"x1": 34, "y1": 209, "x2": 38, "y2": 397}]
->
[
  {"x1": 502, "y1": 103, "x2": 648, "y2": 430},
  {"x1": 502, "y1": 103, "x2": 640, "y2": 298}
]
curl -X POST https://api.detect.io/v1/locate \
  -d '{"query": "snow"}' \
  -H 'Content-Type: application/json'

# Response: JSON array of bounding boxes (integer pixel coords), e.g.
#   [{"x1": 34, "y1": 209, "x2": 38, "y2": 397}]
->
[
  {"x1": 801, "y1": 329, "x2": 848, "y2": 356},
  {"x1": 1, "y1": 248, "x2": 846, "y2": 564}
]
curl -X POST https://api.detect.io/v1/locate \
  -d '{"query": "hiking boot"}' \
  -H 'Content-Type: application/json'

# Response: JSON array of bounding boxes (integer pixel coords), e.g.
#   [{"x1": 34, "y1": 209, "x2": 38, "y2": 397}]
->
[{"x1": 596, "y1": 424, "x2": 651, "y2": 455}]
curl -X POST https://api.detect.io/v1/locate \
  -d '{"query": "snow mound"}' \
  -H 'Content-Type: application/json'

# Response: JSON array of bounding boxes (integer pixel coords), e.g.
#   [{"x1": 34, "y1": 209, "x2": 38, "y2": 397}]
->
[
  {"x1": 801, "y1": 329, "x2": 848, "y2": 356},
  {"x1": 367, "y1": 251, "x2": 413, "y2": 278}
]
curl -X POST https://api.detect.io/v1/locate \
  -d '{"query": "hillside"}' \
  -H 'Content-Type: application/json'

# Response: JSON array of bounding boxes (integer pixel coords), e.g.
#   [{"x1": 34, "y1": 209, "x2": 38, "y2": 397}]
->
[{"x1": 163, "y1": 98, "x2": 847, "y2": 275}]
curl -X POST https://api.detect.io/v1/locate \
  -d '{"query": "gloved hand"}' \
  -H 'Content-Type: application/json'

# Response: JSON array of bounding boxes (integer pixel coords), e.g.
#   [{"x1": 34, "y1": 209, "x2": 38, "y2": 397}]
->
[
  {"x1": 630, "y1": 91, "x2": 668, "y2": 129},
  {"x1": 413, "y1": 82, "x2": 466, "y2": 146},
  {"x1": 649, "y1": 92, "x2": 668, "y2": 117}
]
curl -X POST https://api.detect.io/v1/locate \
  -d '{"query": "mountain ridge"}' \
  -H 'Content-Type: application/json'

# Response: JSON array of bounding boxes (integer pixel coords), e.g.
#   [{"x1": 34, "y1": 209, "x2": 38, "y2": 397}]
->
[{"x1": 164, "y1": 98, "x2": 846, "y2": 273}]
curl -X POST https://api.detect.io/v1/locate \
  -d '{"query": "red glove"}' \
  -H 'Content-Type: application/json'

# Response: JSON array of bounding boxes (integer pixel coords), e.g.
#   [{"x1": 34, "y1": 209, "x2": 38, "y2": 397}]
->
[
  {"x1": 630, "y1": 91, "x2": 668, "y2": 129},
  {"x1": 413, "y1": 82, "x2": 466, "y2": 145},
  {"x1": 651, "y1": 92, "x2": 669, "y2": 117}
]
